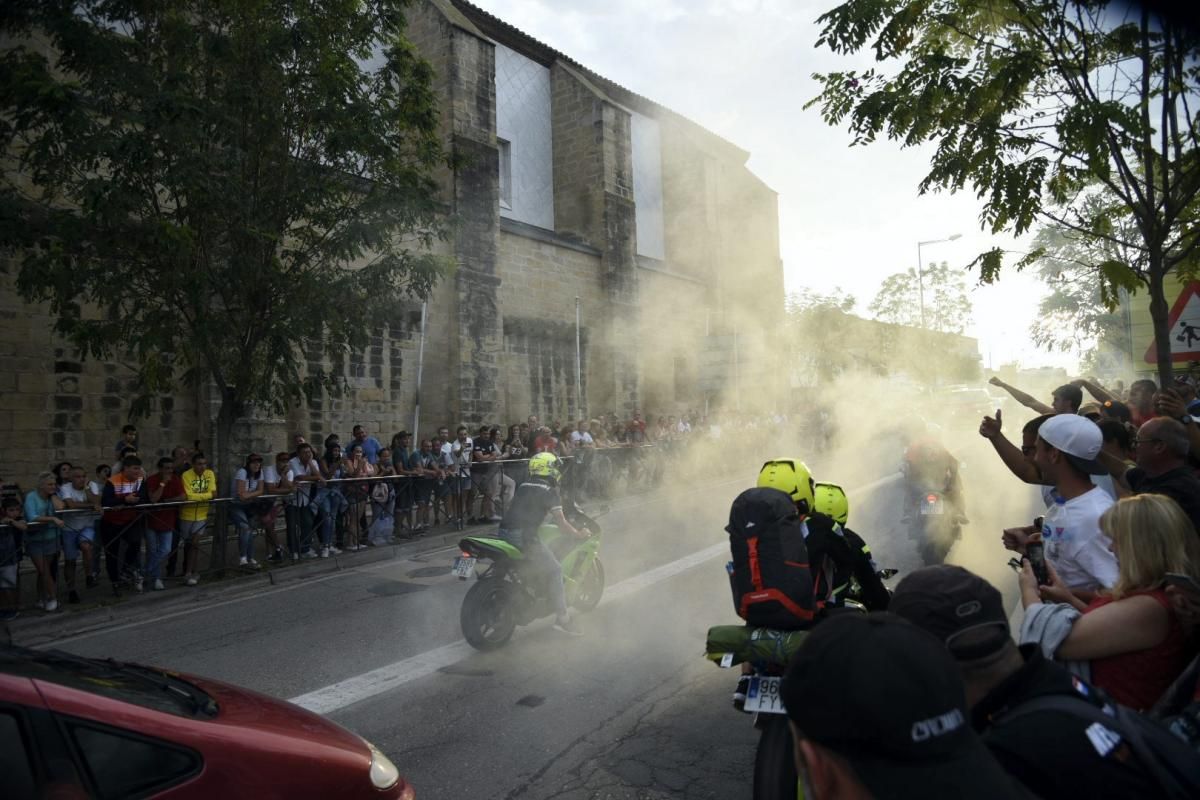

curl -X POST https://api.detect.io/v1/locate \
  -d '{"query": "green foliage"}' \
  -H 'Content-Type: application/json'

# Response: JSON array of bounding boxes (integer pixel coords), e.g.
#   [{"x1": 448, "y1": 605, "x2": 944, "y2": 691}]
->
[
  {"x1": 808, "y1": 0, "x2": 1200, "y2": 385},
  {"x1": 867, "y1": 261, "x2": 974, "y2": 334},
  {"x1": 0, "y1": 0, "x2": 449, "y2": 427}
]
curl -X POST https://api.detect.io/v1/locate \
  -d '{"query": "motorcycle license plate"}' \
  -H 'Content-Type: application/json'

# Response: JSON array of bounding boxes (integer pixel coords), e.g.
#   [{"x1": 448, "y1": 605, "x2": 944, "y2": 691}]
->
[
  {"x1": 920, "y1": 497, "x2": 945, "y2": 515},
  {"x1": 744, "y1": 676, "x2": 786, "y2": 715},
  {"x1": 452, "y1": 556, "x2": 477, "y2": 579}
]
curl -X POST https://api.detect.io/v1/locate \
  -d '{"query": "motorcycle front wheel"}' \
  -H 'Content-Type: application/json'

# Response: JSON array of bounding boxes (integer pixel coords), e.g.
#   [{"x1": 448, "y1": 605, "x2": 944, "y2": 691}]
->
[
  {"x1": 461, "y1": 579, "x2": 517, "y2": 650},
  {"x1": 753, "y1": 714, "x2": 800, "y2": 800},
  {"x1": 572, "y1": 558, "x2": 605, "y2": 613}
]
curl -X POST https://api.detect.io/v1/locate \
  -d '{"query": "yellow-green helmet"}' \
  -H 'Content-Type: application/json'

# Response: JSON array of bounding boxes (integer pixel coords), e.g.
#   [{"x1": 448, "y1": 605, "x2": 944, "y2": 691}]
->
[
  {"x1": 757, "y1": 458, "x2": 815, "y2": 515},
  {"x1": 528, "y1": 451, "x2": 561, "y2": 481},
  {"x1": 813, "y1": 482, "x2": 849, "y2": 526}
]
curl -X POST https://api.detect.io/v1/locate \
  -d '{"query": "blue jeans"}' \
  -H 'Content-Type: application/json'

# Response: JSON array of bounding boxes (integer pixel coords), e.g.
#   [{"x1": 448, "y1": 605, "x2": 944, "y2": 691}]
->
[
  {"x1": 230, "y1": 505, "x2": 257, "y2": 560},
  {"x1": 144, "y1": 528, "x2": 173, "y2": 579},
  {"x1": 499, "y1": 528, "x2": 566, "y2": 618},
  {"x1": 313, "y1": 490, "x2": 343, "y2": 547}
]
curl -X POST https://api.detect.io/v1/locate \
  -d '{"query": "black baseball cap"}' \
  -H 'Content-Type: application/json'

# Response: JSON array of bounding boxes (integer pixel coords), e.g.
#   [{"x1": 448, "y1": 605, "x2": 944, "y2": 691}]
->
[
  {"x1": 781, "y1": 613, "x2": 1027, "y2": 800},
  {"x1": 890, "y1": 565, "x2": 1011, "y2": 661}
]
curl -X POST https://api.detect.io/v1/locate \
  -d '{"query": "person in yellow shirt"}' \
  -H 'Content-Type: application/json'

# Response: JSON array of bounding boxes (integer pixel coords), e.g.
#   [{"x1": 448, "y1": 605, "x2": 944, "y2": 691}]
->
[{"x1": 179, "y1": 452, "x2": 216, "y2": 586}]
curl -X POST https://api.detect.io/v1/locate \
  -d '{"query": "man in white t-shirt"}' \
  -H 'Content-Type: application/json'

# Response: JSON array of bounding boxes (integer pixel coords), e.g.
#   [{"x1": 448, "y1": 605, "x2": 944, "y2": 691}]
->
[
  {"x1": 1030, "y1": 414, "x2": 1118, "y2": 594},
  {"x1": 283, "y1": 443, "x2": 323, "y2": 560}
]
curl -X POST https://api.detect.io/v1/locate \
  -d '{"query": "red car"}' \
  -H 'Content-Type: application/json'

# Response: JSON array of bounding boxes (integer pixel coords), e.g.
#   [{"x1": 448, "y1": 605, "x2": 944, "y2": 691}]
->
[{"x1": 0, "y1": 644, "x2": 413, "y2": 799}]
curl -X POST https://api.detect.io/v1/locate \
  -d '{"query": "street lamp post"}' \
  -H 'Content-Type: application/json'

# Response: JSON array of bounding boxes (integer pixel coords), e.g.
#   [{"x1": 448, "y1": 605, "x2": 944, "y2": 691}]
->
[{"x1": 916, "y1": 233, "x2": 962, "y2": 328}]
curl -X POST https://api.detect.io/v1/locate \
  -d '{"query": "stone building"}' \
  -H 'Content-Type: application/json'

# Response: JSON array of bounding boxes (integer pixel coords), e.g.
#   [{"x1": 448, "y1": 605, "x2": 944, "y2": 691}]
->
[{"x1": 1, "y1": 0, "x2": 784, "y2": 482}]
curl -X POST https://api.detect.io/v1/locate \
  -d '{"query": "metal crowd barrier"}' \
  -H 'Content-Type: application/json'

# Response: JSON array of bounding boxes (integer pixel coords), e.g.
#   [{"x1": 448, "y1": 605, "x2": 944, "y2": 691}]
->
[{"x1": 0, "y1": 440, "x2": 695, "y2": 609}]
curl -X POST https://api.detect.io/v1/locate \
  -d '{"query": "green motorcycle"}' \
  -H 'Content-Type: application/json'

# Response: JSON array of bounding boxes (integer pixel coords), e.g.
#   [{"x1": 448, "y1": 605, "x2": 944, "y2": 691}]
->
[{"x1": 454, "y1": 499, "x2": 605, "y2": 650}]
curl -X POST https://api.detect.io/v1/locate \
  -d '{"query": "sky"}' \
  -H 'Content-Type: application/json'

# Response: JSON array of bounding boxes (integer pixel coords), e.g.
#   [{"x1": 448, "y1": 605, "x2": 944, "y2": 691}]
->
[{"x1": 470, "y1": 0, "x2": 1079, "y2": 372}]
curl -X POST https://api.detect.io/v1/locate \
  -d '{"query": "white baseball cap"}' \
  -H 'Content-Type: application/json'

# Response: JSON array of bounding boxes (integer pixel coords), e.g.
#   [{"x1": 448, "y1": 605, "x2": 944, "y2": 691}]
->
[{"x1": 1038, "y1": 414, "x2": 1105, "y2": 475}]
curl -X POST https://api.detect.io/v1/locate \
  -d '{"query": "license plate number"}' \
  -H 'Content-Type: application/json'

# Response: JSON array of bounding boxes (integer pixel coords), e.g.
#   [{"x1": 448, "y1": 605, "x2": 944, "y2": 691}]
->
[
  {"x1": 452, "y1": 556, "x2": 477, "y2": 579},
  {"x1": 920, "y1": 497, "x2": 945, "y2": 515},
  {"x1": 744, "y1": 676, "x2": 786, "y2": 714}
]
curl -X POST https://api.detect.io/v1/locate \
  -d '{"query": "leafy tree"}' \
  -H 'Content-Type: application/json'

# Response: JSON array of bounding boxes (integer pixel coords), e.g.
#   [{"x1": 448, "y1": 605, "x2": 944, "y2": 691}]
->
[
  {"x1": 807, "y1": 0, "x2": 1200, "y2": 387},
  {"x1": 0, "y1": 0, "x2": 449, "y2": 478},
  {"x1": 1028, "y1": 200, "x2": 1136, "y2": 362},
  {"x1": 868, "y1": 261, "x2": 974, "y2": 334},
  {"x1": 785, "y1": 287, "x2": 858, "y2": 380}
]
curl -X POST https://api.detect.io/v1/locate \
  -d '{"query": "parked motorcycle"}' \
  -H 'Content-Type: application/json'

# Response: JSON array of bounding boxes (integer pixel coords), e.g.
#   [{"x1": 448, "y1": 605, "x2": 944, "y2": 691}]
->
[
  {"x1": 454, "y1": 493, "x2": 604, "y2": 650},
  {"x1": 705, "y1": 568, "x2": 898, "y2": 800}
]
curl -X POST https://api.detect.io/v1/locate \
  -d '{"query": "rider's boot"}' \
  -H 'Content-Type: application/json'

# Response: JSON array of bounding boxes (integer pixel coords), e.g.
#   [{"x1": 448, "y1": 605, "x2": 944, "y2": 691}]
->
[{"x1": 553, "y1": 613, "x2": 583, "y2": 636}]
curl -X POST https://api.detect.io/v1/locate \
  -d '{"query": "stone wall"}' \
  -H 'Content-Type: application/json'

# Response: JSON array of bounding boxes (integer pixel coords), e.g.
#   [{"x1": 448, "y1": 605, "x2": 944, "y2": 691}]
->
[{"x1": 0, "y1": 259, "x2": 200, "y2": 485}]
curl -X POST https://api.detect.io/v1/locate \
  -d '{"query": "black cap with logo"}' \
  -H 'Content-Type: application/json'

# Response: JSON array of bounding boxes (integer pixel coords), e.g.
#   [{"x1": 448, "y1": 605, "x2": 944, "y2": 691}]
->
[
  {"x1": 890, "y1": 565, "x2": 1011, "y2": 661},
  {"x1": 780, "y1": 612, "x2": 1028, "y2": 800}
]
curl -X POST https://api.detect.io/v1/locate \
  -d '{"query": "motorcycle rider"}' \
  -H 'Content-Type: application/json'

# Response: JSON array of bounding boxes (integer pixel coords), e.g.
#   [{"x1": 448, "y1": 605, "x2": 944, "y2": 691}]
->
[
  {"x1": 757, "y1": 460, "x2": 890, "y2": 613},
  {"x1": 811, "y1": 481, "x2": 891, "y2": 610},
  {"x1": 497, "y1": 452, "x2": 587, "y2": 636},
  {"x1": 902, "y1": 430, "x2": 968, "y2": 525}
]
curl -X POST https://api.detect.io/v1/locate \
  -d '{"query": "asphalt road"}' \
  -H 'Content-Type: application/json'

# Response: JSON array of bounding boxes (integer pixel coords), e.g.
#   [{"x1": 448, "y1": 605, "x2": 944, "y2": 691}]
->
[{"x1": 28, "y1": 441, "x2": 1034, "y2": 799}]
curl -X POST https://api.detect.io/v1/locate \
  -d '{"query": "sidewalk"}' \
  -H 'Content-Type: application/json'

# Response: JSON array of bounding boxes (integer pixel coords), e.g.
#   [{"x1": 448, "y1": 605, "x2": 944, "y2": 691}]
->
[{"x1": 3, "y1": 527, "x2": 468, "y2": 649}]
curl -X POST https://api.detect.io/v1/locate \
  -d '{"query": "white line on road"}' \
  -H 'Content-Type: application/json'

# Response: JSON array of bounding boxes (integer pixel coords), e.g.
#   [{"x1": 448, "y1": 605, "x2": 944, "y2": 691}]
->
[
  {"x1": 287, "y1": 473, "x2": 904, "y2": 715},
  {"x1": 287, "y1": 541, "x2": 730, "y2": 715}
]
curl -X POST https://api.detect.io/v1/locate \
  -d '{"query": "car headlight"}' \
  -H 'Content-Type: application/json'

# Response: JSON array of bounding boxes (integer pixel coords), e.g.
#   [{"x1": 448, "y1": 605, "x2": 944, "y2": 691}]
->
[{"x1": 367, "y1": 742, "x2": 400, "y2": 790}]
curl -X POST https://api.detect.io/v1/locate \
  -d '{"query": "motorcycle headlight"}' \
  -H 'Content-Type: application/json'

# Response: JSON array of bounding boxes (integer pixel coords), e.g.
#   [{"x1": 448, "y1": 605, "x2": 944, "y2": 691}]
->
[{"x1": 367, "y1": 742, "x2": 400, "y2": 790}]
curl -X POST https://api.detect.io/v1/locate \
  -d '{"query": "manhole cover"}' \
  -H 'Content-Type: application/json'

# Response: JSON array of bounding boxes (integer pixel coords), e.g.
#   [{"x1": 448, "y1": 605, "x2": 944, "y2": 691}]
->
[
  {"x1": 366, "y1": 581, "x2": 428, "y2": 597},
  {"x1": 516, "y1": 695, "x2": 545, "y2": 708},
  {"x1": 407, "y1": 566, "x2": 452, "y2": 579}
]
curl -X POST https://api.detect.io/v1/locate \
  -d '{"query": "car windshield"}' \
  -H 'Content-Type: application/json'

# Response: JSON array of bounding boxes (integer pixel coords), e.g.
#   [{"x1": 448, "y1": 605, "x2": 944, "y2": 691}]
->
[{"x1": 0, "y1": 645, "x2": 218, "y2": 719}]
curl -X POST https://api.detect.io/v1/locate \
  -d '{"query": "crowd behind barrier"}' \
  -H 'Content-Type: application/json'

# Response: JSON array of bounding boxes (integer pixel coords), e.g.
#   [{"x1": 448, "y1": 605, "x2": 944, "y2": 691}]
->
[{"x1": 0, "y1": 410, "x2": 793, "y2": 618}]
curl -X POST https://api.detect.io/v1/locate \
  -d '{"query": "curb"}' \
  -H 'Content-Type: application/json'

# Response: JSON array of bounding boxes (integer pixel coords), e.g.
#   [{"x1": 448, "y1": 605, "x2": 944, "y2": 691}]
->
[{"x1": 4, "y1": 529, "x2": 468, "y2": 649}]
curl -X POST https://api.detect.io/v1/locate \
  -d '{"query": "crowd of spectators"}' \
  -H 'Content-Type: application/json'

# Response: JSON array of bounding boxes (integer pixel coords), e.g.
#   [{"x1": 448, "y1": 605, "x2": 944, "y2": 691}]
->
[
  {"x1": 0, "y1": 409, "x2": 789, "y2": 619},
  {"x1": 779, "y1": 374, "x2": 1200, "y2": 798}
]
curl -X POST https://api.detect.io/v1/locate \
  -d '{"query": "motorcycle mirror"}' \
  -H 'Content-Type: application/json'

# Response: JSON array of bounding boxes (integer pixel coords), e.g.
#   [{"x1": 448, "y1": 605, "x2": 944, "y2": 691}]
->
[{"x1": 877, "y1": 568, "x2": 898, "y2": 580}]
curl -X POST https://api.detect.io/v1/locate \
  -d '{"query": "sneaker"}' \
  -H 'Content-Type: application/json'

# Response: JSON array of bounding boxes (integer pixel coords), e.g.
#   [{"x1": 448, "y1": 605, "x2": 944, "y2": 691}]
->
[
  {"x1": 301, "y1": 550, "x2": 318, "y2": 560},
  {"x1": 186, "y1": 574, "x2": 199, "y2": 587},
  {"x1": 291, "y1": 552, "x2": 299, "y2": 562},
  {"x1": 320, "y1": 547, "x2": 330, "y2": 558},
  {"x1": 489, "y1": 515, "x2": 503, "y2": 522},
  {"x1": 552, "y1": 615, "x2": 583, "y2": 636},
  {"x1": 268, "y1": 549, "x2": 284, "y2": 563},
  {"x1": 239, "y1": 556, "x2": 249, "y2": 567},
  {"x1": 329, "y1": 545, "x2": 342, "y2": 555},
  {"x1": 733, "y1": 675, "x2": 751, "y2": 711},
  {"x1": 153, "y1": 579, "x2": 165, "y2": 591},
  {"x1": 134, "y1": 575, "x2": 144, "y2": 593},
  {"x1": 68, "y1": 590, "x2": 81, "y2": 604},
  {"x1": 45, "y1": 599, "x2": 59, "y2": 612},
  {"x1": 86, "y1": 574, "x2": 97, "y2": 588},
  {"x1": 248, "y1": 558, "x2": 260, "y2": 568}
]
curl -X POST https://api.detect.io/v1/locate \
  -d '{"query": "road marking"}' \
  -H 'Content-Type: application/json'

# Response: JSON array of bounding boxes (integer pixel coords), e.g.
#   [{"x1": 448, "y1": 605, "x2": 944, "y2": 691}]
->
[
  {"x1": 288, "y1": 472, "x2": 903, "y2": 715},
  {"x1": 287, "y1": 541, "x2": 730, "y2": 714}
]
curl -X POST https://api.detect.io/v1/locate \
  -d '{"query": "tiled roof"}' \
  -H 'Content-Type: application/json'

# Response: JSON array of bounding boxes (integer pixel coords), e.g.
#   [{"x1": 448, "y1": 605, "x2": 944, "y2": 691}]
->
[{"x1": 446, "y1": 0, "x2": 750, "y2": 163}]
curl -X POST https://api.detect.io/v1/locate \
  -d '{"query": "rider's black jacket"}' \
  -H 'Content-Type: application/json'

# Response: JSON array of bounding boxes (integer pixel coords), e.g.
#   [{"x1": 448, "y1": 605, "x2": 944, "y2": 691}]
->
[{"x1": 803, "y1": 512, "x2": 890, "y2": 612}]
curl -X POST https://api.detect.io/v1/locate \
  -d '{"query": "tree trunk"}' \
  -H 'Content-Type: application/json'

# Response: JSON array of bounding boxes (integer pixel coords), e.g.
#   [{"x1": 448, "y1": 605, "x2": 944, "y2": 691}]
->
[
  {"x1": 212, "y1": 387, "x2": 239, "y2": 574},
  {"x1": 1148, "y1": 258, "x2": 1174, "y2": 389}
]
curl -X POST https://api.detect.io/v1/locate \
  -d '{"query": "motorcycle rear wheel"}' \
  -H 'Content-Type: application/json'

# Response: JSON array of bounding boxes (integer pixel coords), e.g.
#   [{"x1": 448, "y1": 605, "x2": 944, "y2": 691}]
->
[
  {"x1": 753, "y1": 714, "x2": 800, "y2": 800},
  {"x1": 572, "y1": 558, "x2": 605, "y2": 613},
  {"x1": 461, "y1": 579, "x2": 517, "y2": 650}
]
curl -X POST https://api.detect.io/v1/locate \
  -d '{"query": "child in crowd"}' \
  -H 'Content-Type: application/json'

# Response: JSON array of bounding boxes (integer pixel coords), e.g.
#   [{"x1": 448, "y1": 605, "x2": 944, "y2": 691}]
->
[{"x1": 0, "y1": 497, "x2": 26, "y2": 619}]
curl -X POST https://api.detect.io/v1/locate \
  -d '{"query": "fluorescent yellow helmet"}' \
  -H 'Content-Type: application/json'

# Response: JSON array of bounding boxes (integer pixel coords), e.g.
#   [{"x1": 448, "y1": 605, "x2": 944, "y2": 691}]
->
[
  {"x1": 757, "y1": 458, "x2": 815, "y2": 515},
  {"x1": 528, "y1": 451, "x2": 561, "y2": 481},
  {"x1": 813, "y1": 481, "x2": 849, "y2": 526}
]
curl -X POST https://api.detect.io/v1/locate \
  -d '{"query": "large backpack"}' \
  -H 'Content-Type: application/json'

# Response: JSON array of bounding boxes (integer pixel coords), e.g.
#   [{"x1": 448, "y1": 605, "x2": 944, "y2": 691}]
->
[
  {"x1": 997, "y1": 693, "x2": 1200, "y2": 800},
  {"x1": 726, "y1": 487, "x2": 816, "y2": 630}
]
